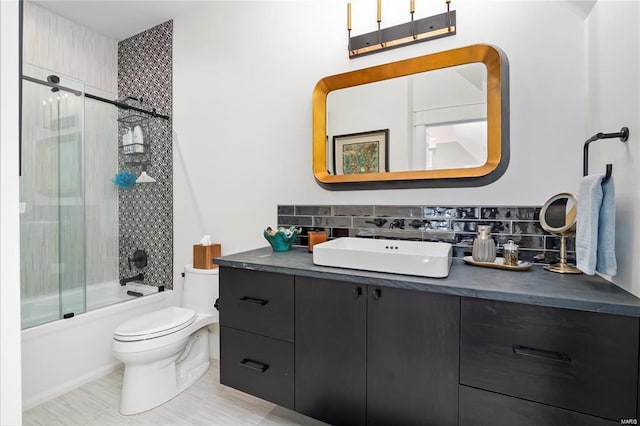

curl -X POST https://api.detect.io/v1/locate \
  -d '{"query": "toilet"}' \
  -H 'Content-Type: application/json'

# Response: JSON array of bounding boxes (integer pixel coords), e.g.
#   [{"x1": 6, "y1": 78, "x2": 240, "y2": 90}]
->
[{"x1": 112, "y1": 265, "x2": 219, "y2": 415}]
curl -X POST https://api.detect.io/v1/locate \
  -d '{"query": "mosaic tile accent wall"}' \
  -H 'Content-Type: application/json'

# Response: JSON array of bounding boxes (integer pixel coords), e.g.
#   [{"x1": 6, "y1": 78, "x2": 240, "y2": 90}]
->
[
  {"x1": 278, "y1": 205, "x2": 575, "y2": 264},
  {"x1": 117, "y1": 21, "x2": 173, "y2": 288}
]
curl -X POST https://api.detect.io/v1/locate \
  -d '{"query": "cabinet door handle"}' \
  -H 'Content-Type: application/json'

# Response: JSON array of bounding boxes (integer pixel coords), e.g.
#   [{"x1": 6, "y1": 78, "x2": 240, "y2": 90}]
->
[
  {"x1": 353, "y1": 286, "x2": 363, "y2": 298},
  {"x1": 512, "y1": 345, "x2": 571, "y2": 364},
  {"x1": 239, "y1": 296, "x2": 269, "y2": 306},
  {"x1": 372, "y1": 288, "x2": 382, "y2": 300},
  {"x1": 240, "y1": 358, "x2": 269, "y2": 373}
]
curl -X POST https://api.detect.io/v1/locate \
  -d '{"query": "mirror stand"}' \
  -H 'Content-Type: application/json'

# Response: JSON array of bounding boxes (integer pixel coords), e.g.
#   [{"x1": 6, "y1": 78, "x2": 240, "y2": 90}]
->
[
  {"x1": 544, "y1": 235, "x2": 582, "y2": 274},
  {"x1": 540, "y1": 192, "x2": 583, "y2": 275}
]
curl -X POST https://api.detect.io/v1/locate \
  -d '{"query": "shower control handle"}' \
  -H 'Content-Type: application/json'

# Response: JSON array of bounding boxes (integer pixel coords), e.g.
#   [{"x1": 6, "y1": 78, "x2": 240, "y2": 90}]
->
[{"x1": 128, "y1": 249, "x2": 148, "y2": 271}]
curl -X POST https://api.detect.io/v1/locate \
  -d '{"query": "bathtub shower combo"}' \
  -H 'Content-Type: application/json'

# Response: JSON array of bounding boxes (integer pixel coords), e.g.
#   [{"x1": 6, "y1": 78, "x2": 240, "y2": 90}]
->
[
  {"x1": 20, "y1": 64, "x2": 163, "y2": 329},
  {"x1": 19, "y1": 64, "x2": 187, "y2": 409}
]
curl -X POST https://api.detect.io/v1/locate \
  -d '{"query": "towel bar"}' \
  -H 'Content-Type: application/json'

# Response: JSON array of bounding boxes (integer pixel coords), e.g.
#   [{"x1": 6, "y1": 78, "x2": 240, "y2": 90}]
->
[{"x1": 582, "y1": 127, "x2": 629, "y2": 183}]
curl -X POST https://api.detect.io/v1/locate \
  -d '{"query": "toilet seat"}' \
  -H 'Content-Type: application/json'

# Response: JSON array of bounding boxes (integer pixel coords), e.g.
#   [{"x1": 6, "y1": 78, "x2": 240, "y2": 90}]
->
[{"x1": 114, "y1": 306, "x2": 197, "y2": 342}]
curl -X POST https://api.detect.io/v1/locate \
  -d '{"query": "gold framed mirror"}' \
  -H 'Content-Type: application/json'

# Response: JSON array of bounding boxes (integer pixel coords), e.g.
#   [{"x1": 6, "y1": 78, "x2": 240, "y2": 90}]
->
[{"x1": 312, "y1": 44, "x2": 509, "y2": 189}]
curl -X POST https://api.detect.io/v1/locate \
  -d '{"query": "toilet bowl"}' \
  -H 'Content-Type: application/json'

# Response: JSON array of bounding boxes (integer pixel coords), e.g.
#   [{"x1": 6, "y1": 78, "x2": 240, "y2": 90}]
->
[{"x1": 112, "y1": 266, "x2": 219, "y2": 415}]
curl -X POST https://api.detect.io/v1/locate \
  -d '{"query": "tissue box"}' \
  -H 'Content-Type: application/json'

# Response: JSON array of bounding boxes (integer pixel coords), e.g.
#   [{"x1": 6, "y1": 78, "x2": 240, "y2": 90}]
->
[{"x1": 193, "y1": 244, "x2": 221, "y2": 269}]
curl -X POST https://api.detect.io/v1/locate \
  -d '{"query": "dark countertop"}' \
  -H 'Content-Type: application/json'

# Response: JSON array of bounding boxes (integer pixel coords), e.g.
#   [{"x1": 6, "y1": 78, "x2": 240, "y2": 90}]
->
[{"x1": 215, "y1": 246, "x2": 640, "y2": 317}]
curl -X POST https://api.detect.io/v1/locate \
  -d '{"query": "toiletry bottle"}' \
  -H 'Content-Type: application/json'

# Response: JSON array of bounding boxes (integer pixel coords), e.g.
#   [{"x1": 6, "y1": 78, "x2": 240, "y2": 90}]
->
[
  {"x1": 472, "y1": 225, "x2": 496, "y2": 263},
  {"x1": 133, "y1": 125, "x2": 145, "y2": 153},
  {"x1": 122, "y1": 128, "x2": 133, "y2": 154}
]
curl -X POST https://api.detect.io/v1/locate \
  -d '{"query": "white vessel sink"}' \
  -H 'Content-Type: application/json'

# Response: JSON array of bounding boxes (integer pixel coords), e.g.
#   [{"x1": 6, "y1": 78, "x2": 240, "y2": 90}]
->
[{"x1": 312, "y1": 237, "x2": 452, "y2": 278}]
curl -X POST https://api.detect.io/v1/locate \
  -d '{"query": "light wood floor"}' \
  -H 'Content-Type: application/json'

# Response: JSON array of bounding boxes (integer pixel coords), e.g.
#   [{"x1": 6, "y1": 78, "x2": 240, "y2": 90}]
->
[{"x1": 23, "y1": 361, "x2": 326, "y2": 426}]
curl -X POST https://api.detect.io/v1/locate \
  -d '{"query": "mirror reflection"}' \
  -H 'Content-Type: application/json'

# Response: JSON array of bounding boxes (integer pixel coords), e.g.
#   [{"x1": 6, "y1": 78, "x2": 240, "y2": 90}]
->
[{"x1": 327, "y1": 63, "x2": 487, "y2": 174}]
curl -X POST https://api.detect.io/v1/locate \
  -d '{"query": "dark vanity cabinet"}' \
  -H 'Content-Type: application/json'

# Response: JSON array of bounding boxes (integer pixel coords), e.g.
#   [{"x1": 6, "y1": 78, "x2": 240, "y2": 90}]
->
[
  {"x1": 219, "y1": 268, "x2": 294, "y2": 409},
  {"x1": 220, "y1": 269, "x2": 460, "y2": 425},
  {"x1": 295, "y1": 277, "x2": 459, "y2": 425},
  {"x1": 219, "y1": 264, "x2": 640, "y2": 425},
  {"x1": 459, "y1": 298, "x2": 639, "y2": 425},
  {"x1": 365, "y1": 282, "x2": 459, "y2": 426},
  {"x1": 295, "y1": 277, "x2": 367, "y2": 425}
]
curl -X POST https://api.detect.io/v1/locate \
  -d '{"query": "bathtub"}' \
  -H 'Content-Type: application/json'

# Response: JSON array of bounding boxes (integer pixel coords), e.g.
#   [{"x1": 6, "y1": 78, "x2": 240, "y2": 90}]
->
[
  {"x1": 21, "y1": 281, "x2": 162, "y2": 329},
  {"x1": 21, "y1": 283, "x2": 177, "y2": 410}
]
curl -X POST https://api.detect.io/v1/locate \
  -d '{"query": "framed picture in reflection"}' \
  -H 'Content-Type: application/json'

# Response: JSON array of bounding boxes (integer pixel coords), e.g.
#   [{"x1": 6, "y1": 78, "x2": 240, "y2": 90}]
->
[{"x1": 333, "y1": 129, "x2": 389, "y2": 175}]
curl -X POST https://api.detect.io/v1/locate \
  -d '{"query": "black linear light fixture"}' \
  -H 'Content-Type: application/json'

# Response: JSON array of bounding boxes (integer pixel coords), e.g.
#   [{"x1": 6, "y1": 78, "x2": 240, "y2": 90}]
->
[{"x1": 347, "y1": 0, "x2": 457, "y2": 59}]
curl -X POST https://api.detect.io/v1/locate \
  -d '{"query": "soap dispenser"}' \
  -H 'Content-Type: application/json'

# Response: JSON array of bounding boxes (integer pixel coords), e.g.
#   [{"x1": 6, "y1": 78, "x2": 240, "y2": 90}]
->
[{"x1": 472, "y1": 225, "x2": 496, "y2": 263}]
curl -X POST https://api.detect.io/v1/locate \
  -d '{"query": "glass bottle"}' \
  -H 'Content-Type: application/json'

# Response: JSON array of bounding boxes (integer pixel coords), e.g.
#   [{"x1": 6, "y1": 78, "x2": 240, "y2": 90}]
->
[
  {"x1": 472, "y1": 225, "x2": 496, "y2": 263},
  {"x1": 503, "y1": 239, "x2": 519, "y2": 266}
]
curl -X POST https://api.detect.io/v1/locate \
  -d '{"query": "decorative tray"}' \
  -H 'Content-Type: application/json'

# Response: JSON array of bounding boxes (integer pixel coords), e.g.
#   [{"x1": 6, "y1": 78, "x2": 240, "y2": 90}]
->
[{"x1": 463, "y1": 256, "x2": 532, "y2": 271}]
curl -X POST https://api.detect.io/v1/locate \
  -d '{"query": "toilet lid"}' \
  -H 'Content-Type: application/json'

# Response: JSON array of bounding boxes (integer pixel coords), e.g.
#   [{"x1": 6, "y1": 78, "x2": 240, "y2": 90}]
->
[{"x1": 114, "y1": 306, "x2": 197, "y2": 342}]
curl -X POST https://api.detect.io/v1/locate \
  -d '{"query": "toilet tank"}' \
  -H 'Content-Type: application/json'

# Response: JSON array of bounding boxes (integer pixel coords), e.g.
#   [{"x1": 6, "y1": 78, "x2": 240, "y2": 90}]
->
[{"x1": 183, "y1": 264, "x2": 219, "y2": 321}]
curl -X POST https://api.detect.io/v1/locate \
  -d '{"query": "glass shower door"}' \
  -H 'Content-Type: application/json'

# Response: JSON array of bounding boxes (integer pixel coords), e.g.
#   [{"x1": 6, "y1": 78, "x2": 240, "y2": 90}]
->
[{"x1": 20, "y1": 64, "x2": 86, "y2": 328}]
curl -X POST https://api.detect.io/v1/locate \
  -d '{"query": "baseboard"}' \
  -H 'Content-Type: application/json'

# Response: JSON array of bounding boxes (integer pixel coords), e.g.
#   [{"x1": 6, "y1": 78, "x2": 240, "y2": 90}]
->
[{"x1": 22, "y1": 361, "x2": 122, "y2": 411}]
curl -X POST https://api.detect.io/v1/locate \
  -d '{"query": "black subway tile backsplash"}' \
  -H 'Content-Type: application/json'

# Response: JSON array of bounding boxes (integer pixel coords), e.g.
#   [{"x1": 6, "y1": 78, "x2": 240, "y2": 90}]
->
[
  {"x1": 278, "y1": 205, "x2": 294, "y2": 215},
  {"x1": 407, "y1": 219, "x2": 426, "y2": 229},
  {"x1": 352, "y1": 217, "x2": 388, "y2": 228},
  {"x1": 278, "y1": 215, "x2": 312, "y2": 226},
  {"x1": 295, "y1": 205, "x2": 332, "y2": 216},
  {"x1": 451, "y1": 221, "x2": 477, "y2": 233},
  {"x1": 278, "y1": 204, "x2": 561, "y2": 264},
  {"x1": 546, "y1": 236, "x2": 576, "y2": 252},
  {"x1": 512, "y1": 221, "x2": 545, "y2": 235},
  {"x1": 351, "y1": 228, "x2": 375, "y2": 238},
  {"x1": 498, "y1": 235, "x2": 545, "y2": 250},
  {"x1": 424, "y1": 220, "x2": 450, "y2": 231},
  {"x1": 481, "y1": 207, "x2": 540, "y2": 220},
  {"x1": 450, "y1": 220, "x2": 510, "y2": 234},
  {"x1": 376, "y1": 229, "x2": 423, "y2": 241},
  {"x1": 375, "y1": 206, "x2": 423, "y2": 218},
  {"x1": 423, "y1": 231, "x2": 456, "y2": 243},
  {"x1": 331, "y1": 228, "x2": 350, "y2": 238},
  {"x1": 333, "y1": 205, "x2": 374, "y2": 216},
  {"x1": 313, "y1": 216, "x2": 352, "y2": 228},
  {"x1": 424, "y1": 207, "x2": 478, "y2": 219},
  {"x1": 455, "y1": 233, "x2": 476, "y2": 246}
]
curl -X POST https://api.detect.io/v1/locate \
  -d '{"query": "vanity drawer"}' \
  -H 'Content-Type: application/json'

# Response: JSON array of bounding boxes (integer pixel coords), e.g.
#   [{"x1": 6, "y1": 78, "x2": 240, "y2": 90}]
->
[
  {"x1": 220, "y1": 326, "x2": 294, "y2": 409},
  {"x1": 219, "y1": 267, "x2": 294, "y2": 342},
  {"x1": 459, "y1": 385, "x2": 618, "y2": 426},
  {"x1": 460, "y1": 298, "x2": 639, "y2": 421}
]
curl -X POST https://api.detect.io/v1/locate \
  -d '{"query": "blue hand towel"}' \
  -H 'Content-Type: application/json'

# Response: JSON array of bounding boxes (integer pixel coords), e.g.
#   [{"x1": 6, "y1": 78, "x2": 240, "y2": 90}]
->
[
  {"x1": 576, "y1": 174, "x2": 616, "y2": 275},
  {"x1": 597, "y1": 176, "x2": 617, "y2": 275}
]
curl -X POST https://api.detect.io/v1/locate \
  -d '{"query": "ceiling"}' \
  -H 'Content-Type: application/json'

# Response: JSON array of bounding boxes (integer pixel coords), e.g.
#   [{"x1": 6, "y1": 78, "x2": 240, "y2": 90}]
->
[
  {"x1": 32, "y1": 0, "x2": 206, "y2": 41},
  {"x1": 33, "y1": 0, "x2": 599, "y2": 42}
]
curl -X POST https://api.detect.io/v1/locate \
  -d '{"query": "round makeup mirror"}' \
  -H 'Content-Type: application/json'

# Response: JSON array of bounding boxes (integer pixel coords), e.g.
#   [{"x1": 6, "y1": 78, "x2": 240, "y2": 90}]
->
[{"x1": 539, "y1": 192, "x2": 582, "y2": 274}]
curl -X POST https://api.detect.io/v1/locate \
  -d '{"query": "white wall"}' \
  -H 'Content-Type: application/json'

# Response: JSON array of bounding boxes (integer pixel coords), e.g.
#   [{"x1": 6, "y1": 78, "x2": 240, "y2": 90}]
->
[
  {"x1": 173, "y1": 0, "x2": 586, "y2": 271},
  {"x1": 0, "y1": 0, "x2": 23, "y2": 423},
  {"x1": 586, "y1": 1, "x2": 640, "y2": 295}
]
